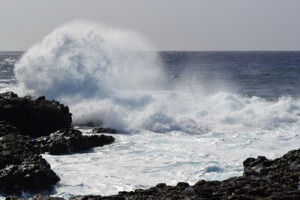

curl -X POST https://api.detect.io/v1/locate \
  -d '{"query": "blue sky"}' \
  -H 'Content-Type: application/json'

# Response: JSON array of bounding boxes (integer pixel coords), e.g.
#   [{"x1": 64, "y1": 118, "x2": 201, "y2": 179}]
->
[{"x1": 1, "y1": 0, "x2": 300, "y2": 51}]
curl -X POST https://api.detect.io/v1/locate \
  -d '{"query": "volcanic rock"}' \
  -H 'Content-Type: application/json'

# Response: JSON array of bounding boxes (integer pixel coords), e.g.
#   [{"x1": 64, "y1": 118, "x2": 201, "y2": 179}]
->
[
  {"x1": 0, "y1": 92, "x2": 72, "y2": 137},
  {"x1": 6, "y1": 194, "x2": 65, "y2": 200},
  {"x1": 0, "y1": 133, "x2": 60, "y2": 196},
  {"x1": 92, "y1": 127, "x2": 117, "y2": 134},
  {"x1": 36, "y1": 128, "x2": 115, "y2": 155},
  {"x1": 0, "y1": 120, "x2": 20, "y2": 136}
]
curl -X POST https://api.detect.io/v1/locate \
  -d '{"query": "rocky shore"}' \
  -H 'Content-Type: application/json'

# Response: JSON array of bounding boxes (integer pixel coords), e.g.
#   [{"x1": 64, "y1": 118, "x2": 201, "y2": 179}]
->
[
  {"x1": 0, "y1": 92, "x2": 116, "y2": 196},
  {"x1": 0, "y1": 91, "x2": 299, "y2": 199},
  {"x1": 0, "y1": 92, "x2": 72, "y2": 137}
]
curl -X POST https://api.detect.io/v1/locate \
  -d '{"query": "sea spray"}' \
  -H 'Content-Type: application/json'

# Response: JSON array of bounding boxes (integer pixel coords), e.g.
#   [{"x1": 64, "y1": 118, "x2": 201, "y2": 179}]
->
[
  {"x1": 14, "y1": 21, "x2": 164, "y2": 99},
  {"x1": 13, "y1": 21, "x2": 300, "y2": 133},
  {"x1": 4, "y1": 48, "x2": 300, "y2": 198},
  {"x1": 14, "y1": 21, "x2": 168, "y2": 129}
]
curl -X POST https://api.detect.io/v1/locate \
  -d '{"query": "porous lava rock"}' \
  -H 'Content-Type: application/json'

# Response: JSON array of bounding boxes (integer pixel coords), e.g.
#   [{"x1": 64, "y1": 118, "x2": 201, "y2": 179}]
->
[
  {"x1": 0, "y1": 133, "x2": 60, "y2": 196},
  {"x1": 36, "y1": 128, "x2": 115, "y2": 155},
  {"x1": 0, "y1": 120, "x2": 20, "y2": 136},
  {"x1": 92, "y1": 127, "x2": 117, "y2": 134},
  {"x1": 6, "y1": 194, "x2": 65, "y2": 200},
  {"x1": 0, "y1": 92, "x2": 72, "y2": 137}
]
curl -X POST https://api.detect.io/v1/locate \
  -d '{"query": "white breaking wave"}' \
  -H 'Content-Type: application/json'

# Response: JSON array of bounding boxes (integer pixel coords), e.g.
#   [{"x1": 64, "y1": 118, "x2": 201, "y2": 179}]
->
[
  {"x1": 13, "y1": 21, "x2": 300, "y2": 134},
  {"x1": 14, "y1": 21, "x2": 164, "y2": 100}
]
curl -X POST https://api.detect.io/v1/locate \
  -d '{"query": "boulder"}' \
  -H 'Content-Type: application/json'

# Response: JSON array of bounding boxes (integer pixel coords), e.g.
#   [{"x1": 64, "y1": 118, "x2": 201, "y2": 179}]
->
[
  {"x1": 36, "y1": 128, "x2": 115, "y2": 155},
  {"x1": 92, "y1": 127, "x2": 117, "y2": 134},
  {"x1": 0, "y1": 92, "x2": 72, "y2": 137},
  {"x1": 0, "y1": 133, "x2": 60, "y2": 196}
]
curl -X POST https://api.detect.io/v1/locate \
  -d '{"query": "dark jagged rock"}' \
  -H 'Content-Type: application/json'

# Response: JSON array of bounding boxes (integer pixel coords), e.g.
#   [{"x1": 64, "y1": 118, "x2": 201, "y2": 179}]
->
[
  {"x1": 0, "y1": 120, "x2": 20, "y2": 136},
  {"x1": 192, "y1": 148, "x2": 300, "y2": 199},
  {"x1": 0, "y1": 134, "x2": 60, "y2": 196},
  {"x1": 70, "y1": 195, "x2": 125, "y2": 200},
  {"x1": 31, "y1": 194, "x2": 65, "y2": 200},
  {"x1": 5, "y1": 194, "x2": 65, "y2": 200},
  {"x1": 36, "y1": 128, "x2": 115, "y2": 155},
  {"x1": 0, "y1": 92, "x2": 72, "y2": 137},
  {"x1": 70, "y1": 182, "x2": 197, "y2": 200},
  {"x1": 92, "y1": 127, "x2": 117, "y2": 134},
  {"x1": 5, "y1": 196, "x2": 26, "y2": 200}
]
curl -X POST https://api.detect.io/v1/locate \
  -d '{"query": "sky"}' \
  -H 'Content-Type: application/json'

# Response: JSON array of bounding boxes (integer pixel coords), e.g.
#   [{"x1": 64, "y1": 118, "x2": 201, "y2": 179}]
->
[{"x1": 1, "y1": 0, "x2": 300, "y2": 51}]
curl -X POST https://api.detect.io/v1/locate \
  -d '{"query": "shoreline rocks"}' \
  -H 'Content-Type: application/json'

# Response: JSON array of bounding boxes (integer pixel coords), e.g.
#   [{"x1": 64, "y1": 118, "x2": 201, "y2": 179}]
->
[
  {"x1": 0, "y1": 133, "x2": 60, "y2": 196},
  {"x1": 92, "y1": 127, "x2": 117, "y2": 134},
  {"x1": 0, "y1": 92, "x2": 72, "y2": 137},
  {"x1": 0, "y1": 92, "x2": 116, "y2": 196},
  {"x1": 36, "y1": 128, "x2": 115, "y2": 155}
]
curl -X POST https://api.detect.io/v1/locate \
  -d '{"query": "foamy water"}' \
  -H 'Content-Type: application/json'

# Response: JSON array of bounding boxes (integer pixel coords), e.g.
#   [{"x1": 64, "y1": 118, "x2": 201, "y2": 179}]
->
[
  {"x1": 0, "y1": 21, "x2": 299, "y2": 198},
  {"x1": 44, "y1": 125, "x2": 299, "y2": 199}
]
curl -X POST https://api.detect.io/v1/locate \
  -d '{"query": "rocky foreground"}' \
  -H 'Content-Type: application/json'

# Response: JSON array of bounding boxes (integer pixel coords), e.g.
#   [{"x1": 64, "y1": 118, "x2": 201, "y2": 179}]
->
[
  {"x1": 0, "y1": 92, "x2": 299, "y2": 199},
  {"x1": 0, "y1": 92, "x2": 115, "y2": 196}
]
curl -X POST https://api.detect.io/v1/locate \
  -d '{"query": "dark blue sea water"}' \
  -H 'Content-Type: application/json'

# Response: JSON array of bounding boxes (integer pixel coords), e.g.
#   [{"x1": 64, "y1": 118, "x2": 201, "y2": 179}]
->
[
  {"x1": 160, "y1": 51, "x2": 300, "y2": 98},
  {"x1": 2, "y1": 51, "x2": 300, "y2": 99}
]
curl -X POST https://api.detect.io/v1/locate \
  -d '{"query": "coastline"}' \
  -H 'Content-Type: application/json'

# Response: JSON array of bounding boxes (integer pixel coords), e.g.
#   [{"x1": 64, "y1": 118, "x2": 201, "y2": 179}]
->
[{"x1": 0, "y1": 91, "x2": 299, "y2": 199}]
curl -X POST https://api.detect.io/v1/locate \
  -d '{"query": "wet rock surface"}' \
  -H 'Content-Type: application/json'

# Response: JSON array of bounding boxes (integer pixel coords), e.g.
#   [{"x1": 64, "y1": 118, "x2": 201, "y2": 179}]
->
[
  {"x1": 92, "y1": 127, "x2": 117, "y2": 134},
  {"x1": 6, "y1": 194, "x2": 65, "y2": 200},
  {"x1": 0, "y1": 92, "x2": 72, "y2": 137},
  {"x1": 0, "y1": 133, "x2": 60, "y2": 196},
  {"x1": 36, "y1": 128, "x2": 115, "y2": 155}
]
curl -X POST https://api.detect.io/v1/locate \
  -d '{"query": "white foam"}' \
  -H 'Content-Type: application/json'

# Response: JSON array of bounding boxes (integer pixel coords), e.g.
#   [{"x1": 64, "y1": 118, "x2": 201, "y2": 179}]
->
[{"x1": 42, "y1": 127, "x2": 299, "y2": 198}]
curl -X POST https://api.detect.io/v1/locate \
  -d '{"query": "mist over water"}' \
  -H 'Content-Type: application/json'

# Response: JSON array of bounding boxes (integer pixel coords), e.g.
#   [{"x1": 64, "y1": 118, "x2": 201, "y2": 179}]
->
[{"x1": 13, "y1": 21, "x2": 300, "y2": 133}]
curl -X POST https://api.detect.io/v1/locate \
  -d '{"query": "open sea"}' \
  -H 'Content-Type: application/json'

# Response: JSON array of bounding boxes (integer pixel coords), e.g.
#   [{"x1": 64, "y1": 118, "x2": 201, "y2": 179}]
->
[{"x1": 0, "y1": 22, "x2": 300, "y2": 199}]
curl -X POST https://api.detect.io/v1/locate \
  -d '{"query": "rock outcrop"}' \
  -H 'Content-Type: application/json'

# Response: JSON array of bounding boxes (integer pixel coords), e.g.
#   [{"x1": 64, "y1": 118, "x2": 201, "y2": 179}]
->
[
  {"x1": 0, "y1": 92, "x2": 72, "y2": 137},
  {"x1": 36, "y1": 128, "x2": 115, "y2": 155},
  {"x1": 92, "y1": 127, "x2": 117, "y2": 134},
  {"x1": 0, "y1": 92, "x2": 116, "y2": 197},
  {"x1": 0, "y1": 133, "x2": 60, "y2": 196}
]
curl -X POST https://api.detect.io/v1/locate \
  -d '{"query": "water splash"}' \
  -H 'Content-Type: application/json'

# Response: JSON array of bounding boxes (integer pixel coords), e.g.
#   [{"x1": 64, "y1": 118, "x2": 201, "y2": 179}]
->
[
  {"x1": 14, "y1": 21, "x2": 164, "y2": 100},
  {"x1": 13, "y1": 21, "x2": 300, "y2": 133}
]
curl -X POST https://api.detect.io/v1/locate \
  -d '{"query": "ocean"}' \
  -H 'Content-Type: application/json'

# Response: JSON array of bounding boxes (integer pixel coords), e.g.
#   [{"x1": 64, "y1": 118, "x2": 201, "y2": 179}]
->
[
  {"x1": 0, "y1": 22, "x2": 300, "y2": 199},
  {"x1": 1, "y1": 50, "x2": 300, "y2": 198}
]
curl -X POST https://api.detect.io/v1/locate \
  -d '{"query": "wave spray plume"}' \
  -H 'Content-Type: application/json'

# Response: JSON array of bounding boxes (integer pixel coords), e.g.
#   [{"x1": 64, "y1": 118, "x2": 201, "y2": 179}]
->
[
  {"x1": 14, "y1": 21, "x2": 300, "y2": 133},
  {"x1": 14, "y1": 21, "x2": 168, "y2": 129}
]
